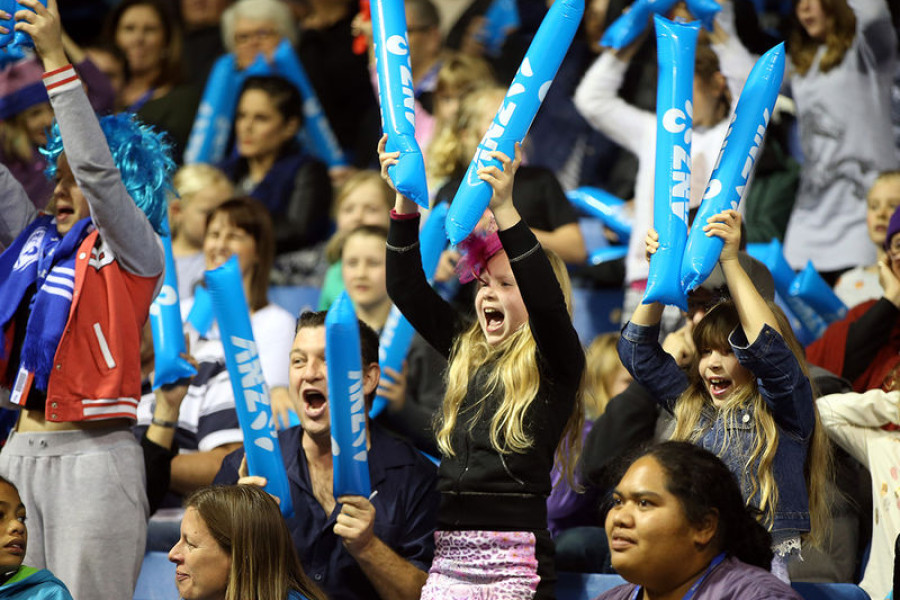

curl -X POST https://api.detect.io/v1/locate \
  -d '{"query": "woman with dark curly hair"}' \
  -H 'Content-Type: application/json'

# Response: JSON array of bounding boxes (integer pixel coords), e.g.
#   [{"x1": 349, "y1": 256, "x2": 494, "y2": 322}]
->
[{"x1": 598, "y1": 442, "x2": 802, "y2": 600}]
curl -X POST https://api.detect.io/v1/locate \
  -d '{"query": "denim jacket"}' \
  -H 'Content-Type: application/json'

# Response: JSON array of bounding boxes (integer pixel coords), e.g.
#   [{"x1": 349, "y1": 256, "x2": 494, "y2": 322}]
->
[{"x1": 617, "y1": 321, "x2": 815, "y2": 535}]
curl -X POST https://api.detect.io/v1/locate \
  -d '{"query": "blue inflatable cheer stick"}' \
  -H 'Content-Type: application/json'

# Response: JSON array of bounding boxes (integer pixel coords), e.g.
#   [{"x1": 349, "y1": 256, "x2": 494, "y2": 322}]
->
[
  {"x1": 684, "y1": 0, "x2": 721, "y2": 29},
  {"x1": 185, "y1": 53, "x2": 247, "y2": 165},
  {"x1": 747, "y1": 239, "x2": 826, "y2": 341},
  {"x1": 326, "y1": 291, "x2": 372, "y2": 498},
  {"x1": 11, "y1": 0, "x2": 45, "y2": 48},
  {"x1": 371, "y1": 0, "x2": 429, "y2": 207},
  {"x1": 480, "y1": 0, "x2": 520, "y2": 57},
  {"x1": 643, "y1": 16, "x2": 698, "y2": 311},
  {"x1": 271, "y1": 39, "x2": 349, "y2": 168},
  {"x1": 589, "y1": 245, "x2": 629, "y2": 265},
  {"x1": 149, "y1": 224, "x2": 197, "y2": 389},
  {"x1": 567, "y1": 187, "x2": 633, "y2": 242},
  {"x1": 206, "y1": 256, "x2": 293, "y2": 517},
  {"x1": 789, "y1": 261, "x2": 847, "y2": 324},
  {"x1": 444, "y1": 0, "x2": 584, "y2": 245},
  {"x1": 600, "y1": 0, "x2": 678, "y2": 50},
  {"x1": 373, "y1": 203, "x2": 449, "y2": 417},
  {"x1": 0, "y1": 0, "x2": 16, "y2": 48},
  {"x1": 680, "y1": 43, "x2": 784, "y2": 294}
]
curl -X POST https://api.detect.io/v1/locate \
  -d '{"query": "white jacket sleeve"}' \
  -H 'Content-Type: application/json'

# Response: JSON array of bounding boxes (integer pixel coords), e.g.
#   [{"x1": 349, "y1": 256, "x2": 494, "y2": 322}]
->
[
  {"x1": 574, "y1": 52, "x2": 655, "y2": 156},
  {"x1": 816, "y1": 389, "x2": 900, "y2": 464}
]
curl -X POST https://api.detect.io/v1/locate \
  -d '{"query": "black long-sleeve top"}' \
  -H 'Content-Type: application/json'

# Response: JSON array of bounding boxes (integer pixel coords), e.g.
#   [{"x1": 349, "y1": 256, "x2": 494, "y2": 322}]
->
[{"x1": 386, "y1": 214, "x2": 585, "y2": 531}]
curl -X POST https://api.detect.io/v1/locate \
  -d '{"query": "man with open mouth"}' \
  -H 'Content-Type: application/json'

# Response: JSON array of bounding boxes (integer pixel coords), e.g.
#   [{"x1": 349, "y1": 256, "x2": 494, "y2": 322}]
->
[{"x1": 215, "y1": 310, "x2": 440, "y2": 600}]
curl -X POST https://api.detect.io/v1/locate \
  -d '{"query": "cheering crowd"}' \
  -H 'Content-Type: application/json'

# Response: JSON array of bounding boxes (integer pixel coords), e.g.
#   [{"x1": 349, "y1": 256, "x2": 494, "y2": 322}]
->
[{"x1": 0, "y1": 0, "x2": 898, "y2": 598}]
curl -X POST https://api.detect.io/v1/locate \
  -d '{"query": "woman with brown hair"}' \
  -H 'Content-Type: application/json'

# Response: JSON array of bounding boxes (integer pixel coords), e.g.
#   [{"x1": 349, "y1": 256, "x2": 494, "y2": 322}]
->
[
  {"x1": 170, "y1": 484, "x2": 327, "y2": 600},
  {"x1": 104, "y1": 0, "x2": 201, "y2": 161}
]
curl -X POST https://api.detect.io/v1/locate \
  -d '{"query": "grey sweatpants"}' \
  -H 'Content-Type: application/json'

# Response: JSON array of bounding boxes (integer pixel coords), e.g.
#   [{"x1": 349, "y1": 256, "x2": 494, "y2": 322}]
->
[{"x1": 0, "y1": 428, "x2": 148, "y2": 600}]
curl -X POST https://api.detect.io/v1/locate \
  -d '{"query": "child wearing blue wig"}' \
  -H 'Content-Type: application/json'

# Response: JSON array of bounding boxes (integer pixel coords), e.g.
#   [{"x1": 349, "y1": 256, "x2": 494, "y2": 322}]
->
[{"x1": 0, "y1": 0, "x2": 175, "y2": 598}]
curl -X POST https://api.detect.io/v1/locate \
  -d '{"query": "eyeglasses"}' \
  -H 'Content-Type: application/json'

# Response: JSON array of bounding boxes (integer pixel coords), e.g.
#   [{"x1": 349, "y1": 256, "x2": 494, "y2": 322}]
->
[
  {"x1": 234, "y1": 27, "x2": 279, "y2": 46},
  {"x1": 888, "y1": 241, "x2": 900, "y2": 258}
]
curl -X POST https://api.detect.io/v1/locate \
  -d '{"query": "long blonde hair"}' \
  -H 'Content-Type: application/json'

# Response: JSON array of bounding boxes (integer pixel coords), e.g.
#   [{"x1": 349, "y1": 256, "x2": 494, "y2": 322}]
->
[
  {"x1": 436, "y1": 249, "x2": 585, "y2": 484},
  {"x1": 670, "y1": 301, "x2": 831, "y2": 546},
  {"x1": 584, "y1": 333, "x2": 624, "y2": 419},
  {"x1": 789, "y1": 0, "x2": 856, "y2": 76}
]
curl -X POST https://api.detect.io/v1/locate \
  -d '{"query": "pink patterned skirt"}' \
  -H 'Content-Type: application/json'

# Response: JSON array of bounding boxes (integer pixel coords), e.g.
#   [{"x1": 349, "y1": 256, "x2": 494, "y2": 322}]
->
[{"x1": 420, "y1": 530, "x2": 542, "y2": 599}]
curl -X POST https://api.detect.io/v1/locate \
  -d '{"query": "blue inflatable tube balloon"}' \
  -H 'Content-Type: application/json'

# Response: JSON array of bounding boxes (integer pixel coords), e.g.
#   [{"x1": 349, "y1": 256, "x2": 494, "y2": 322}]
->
[
  {"x1": 746, "y1": 239, "x2": 826, "y2": 341},
  {"x1": 185, "y1": 53, "x2": 247, "y2": 165},
  {"x1": 149, "y1": 227, "x2": 197, "y2": 389},
  {"x1": 566, "y1": 187, "x2": 633, "y2": 242},
  {"x1": 589, "y1": 245, "x2": 629, "y2": 265},
  {"x1": 600, "y1": 0, "x2": 678, "y2": 49},
  {"x1": 370, "y1": 0, "x2": 429, "y2": 208},
  {"x1": 271, "y1": 39, "x2": 349, "y2": 168},
  {"x1": 444, "y1": 0, "x2": 584, "y2": 244},
  {"x1": 789, "y1": 261, "x2": 848, "y2": 324},
  {"x1": 0, "y1": 0, "x2": 15, "y2": 49},
  {"x1": 643, "y1": 16, "x2": 698, "y2": 311},
  {"x1": 774, "y1": 291, "x2": 816, "y2": 346},
  {"x1": 205, "y1": 256, "x2": 294, "y2": 517},
  {"x1": 373, "y1": 203, "x2": 449, "y2": 417},
  {"x1": 680, "y1": 44, "x2": 785, "y2": 294},
  {"x1": 12, "y1": 0, "x2": 45, "y2": 48},
  {"x1": 481, "y1": 0, "x2": 520, "y2": 57},
  {"x1": 326, "y1": 291, "x2": 372, "y2": 498},
  {"x1": 187, "y1": 285, "x2": 215, "y2": 337},
  {"x1": 684, "y1": 0, "x2": 721, "y2": 29}
]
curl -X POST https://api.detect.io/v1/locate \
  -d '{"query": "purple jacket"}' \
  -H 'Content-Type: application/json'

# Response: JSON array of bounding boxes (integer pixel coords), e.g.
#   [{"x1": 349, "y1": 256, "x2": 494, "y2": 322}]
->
[{"x1": 594, "y1": 556, "x2": 802, "y2": 600}]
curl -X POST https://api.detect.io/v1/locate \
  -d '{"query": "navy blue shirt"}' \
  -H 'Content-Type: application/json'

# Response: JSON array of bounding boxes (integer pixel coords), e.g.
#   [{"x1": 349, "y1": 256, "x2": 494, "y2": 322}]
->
[{"x1": 214, "y1": 423, "x2": 439, "y2": 600}]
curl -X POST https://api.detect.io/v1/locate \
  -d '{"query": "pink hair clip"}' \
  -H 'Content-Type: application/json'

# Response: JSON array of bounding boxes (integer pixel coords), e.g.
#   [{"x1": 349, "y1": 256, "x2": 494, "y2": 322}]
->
[{"x1": 456, "y1": 228, "x2": 503, "y2": 283}]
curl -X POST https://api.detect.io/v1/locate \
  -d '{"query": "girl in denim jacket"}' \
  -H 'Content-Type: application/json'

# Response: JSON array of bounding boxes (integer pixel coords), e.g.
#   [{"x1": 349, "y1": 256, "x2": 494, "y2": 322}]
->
[{"x1": 617, "y1": 209, "x2": 831, "y2": 582}]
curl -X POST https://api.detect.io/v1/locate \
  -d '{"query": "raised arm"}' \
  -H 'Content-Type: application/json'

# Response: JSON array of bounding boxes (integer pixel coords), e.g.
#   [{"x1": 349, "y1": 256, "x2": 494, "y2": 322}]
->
[
  {"x1": 0, "y1": 163, "x2": 38, "y2": 247},
  {"x1": 574, "y1": 42, "x2": 655, "y2": 155},
  {"x1": 481, "y1": 145, "x2": 584, "y2": 383},
  {"x1": 816, "y1": 389, "x2": 900, "y2": 464},
  {"x1": 709, "y1": 210, "x2": 779, "y2": 341},
  {"x1": 381, "y1": 136, "x2": 461, "y2": 357},
  {"x1": 19, "y1": 0, "x2": 163, "y2": 278}
]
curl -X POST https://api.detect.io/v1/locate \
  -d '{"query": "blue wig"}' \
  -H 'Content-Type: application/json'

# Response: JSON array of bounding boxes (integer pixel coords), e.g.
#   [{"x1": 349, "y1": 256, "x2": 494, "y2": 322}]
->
[{"x1": 41, "y1": 113, "x2": 176, "y2": 235}]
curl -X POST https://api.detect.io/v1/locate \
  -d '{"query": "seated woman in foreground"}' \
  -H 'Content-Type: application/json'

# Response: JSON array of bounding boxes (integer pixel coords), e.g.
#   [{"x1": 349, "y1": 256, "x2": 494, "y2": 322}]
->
[{"x1": 597, "y1": 441, "x2": 802, "y2": 600}]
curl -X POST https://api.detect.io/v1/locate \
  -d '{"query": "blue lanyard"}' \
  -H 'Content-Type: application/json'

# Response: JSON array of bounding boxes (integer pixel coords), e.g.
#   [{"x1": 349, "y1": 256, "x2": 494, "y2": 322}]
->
[{"x1": 629, "y1": 553, "x2": 726, "y2": 600}]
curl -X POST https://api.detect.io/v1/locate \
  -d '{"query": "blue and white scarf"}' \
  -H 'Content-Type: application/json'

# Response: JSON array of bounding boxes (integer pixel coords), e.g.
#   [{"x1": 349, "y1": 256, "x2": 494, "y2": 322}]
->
[{"x1": 0, "y1": 215, "x2": 93, "y2": 390}]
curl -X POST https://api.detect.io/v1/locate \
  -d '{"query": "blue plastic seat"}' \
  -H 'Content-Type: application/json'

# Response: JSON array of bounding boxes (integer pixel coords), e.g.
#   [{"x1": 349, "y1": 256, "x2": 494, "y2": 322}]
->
[
  {"x1": 268, "y1": 285, "x2": 321, "y2": 318},
  {"x1": 557, "y1": 572, "x2": 627, "y2": 600},
  {"x1": 791, "y1": 582, "x2": 870, "y2": 600},
  {"x1": 133, "y1": 551, "x2": 178, "y2": 600}
]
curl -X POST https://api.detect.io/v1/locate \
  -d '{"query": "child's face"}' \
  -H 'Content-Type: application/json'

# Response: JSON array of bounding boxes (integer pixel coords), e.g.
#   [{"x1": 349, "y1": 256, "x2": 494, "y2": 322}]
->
[
  {"x1": 867, "y1": 178, "x2": 900, "y2": 247},
  {"x1": 342, "y1": 233, "x2": 389, "y2": 312},
  {"x1": 336, "y1": 182, "x2": 390, "y2": 233},
  {"x1": 16, "y1": 102, "x2": 54, "y2": 148},
  {"x1": 0, "y1": 483, "x2": 26, "y2": 570},
  {"x1": 698, "y1": 346, "x2": 753, "y2": 407},
  {"x1": 604, "y1": 364, "x2": 633, "y2": 399},
  {"x1": 174, "y1": 185, "x2": 229, "y2": 250},
  {"x1": 475, "y1": 251, "x2": 529, "y2": 346},
  {"x1": 795, "y1": 0, "x2": 829, "y2": 41},
  {"x1": 49, "y1": 153, "x2": 90, "y2": 236}
]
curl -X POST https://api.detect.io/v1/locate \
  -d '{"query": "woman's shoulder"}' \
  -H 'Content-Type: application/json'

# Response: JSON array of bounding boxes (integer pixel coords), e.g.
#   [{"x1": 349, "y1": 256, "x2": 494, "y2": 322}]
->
[
  {"x1": 253, "y1": 303, "x2": 296, "y2": 330},
  {"x1": 702, "y1": 556, "x2": 802, "y2": 599}
]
